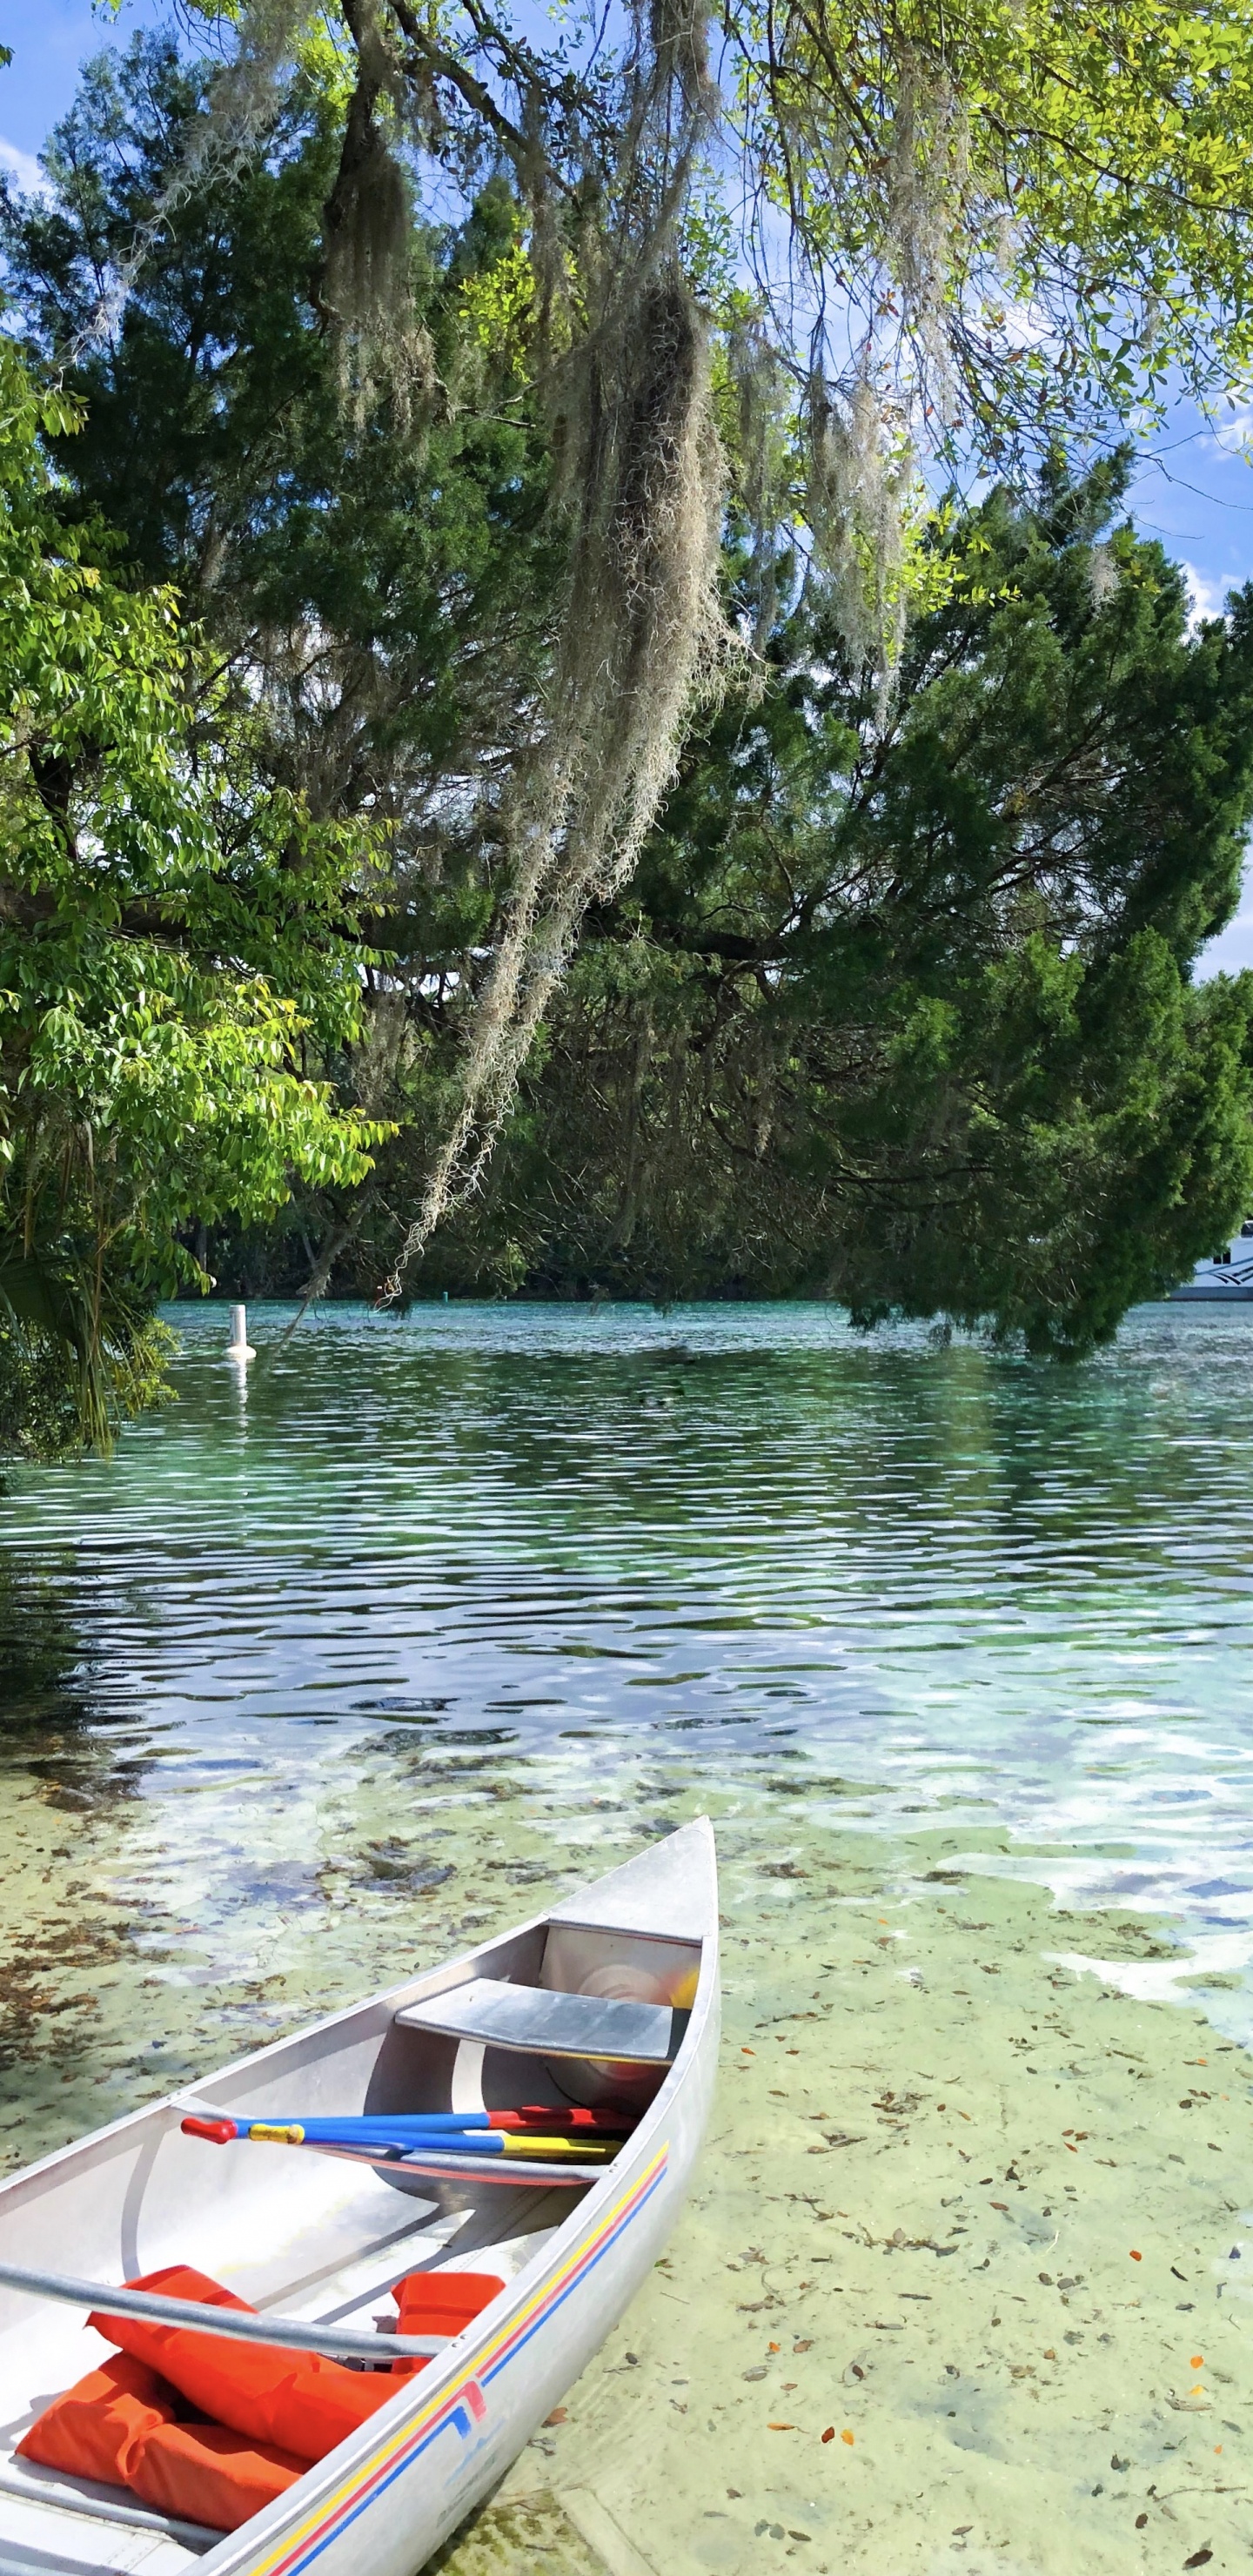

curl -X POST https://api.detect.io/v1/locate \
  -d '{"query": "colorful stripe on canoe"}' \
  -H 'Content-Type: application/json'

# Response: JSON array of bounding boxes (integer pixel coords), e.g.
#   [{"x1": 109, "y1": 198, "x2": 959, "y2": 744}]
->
[{"x1": 246, "y1": 2142, "x2": 671, "y2": 2576}]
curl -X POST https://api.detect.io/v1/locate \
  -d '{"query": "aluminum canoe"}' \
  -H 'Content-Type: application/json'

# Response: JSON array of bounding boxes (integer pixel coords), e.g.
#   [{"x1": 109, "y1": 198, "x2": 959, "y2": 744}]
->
[{"x1": 0, "y1": 1817, "x2": 719, "y2": 2576}]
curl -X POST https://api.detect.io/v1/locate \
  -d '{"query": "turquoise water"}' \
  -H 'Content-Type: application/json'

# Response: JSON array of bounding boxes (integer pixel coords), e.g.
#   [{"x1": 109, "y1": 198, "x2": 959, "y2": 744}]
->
[{"x1": 3, "y1": 1296, "x2": 1253, "y2": 2101}]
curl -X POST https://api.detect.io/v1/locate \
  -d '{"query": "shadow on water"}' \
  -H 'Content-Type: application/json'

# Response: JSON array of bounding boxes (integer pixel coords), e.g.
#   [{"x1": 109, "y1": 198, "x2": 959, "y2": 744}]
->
[
  {"x1": 0, "y1": 1568, "x2": 158, "y2": 2153},
  {"x1": 0, "y1": 1563, "x2": 145, "y2": 1812}
]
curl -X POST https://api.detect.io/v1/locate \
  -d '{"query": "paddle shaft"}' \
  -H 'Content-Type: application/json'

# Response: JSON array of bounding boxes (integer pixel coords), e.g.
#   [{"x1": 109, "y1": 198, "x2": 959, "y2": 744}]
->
[
  {"x1": 0, "y1": 2262, "x2": 445, "y2": 2361},
  {"x1": 259, "y1": 2110, "x2": 616, "y2": 2131},
  {"x1": 240, "y1": 2123, "x2": 613, "y2": 2160},
  {"x1": 251, "y1": 2135, "x2": 606, "y2": 2184},
  {"x1": 184, "y1": 2109, "x2": 627, "y2": 2139},
  {"x1": 180, "y1": 2116, "x2": 615, "y2": 2168}
]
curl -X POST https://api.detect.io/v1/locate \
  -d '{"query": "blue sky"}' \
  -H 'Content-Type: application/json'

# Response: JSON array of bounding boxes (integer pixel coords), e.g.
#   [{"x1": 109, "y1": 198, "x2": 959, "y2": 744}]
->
[
  {"x1": 5, "y1": 0, "x2": 1253, "y2": 975},
  {"x1": 1, "y1": 0, "x2": 166, "y2": 182},
  {"x1": 1128, "y1": 419, "x2": 1253, "y2": 977}
]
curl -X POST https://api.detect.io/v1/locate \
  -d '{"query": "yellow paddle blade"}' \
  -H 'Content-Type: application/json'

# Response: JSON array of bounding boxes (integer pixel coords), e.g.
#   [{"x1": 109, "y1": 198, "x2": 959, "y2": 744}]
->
[{"x1": 499, "y1": 2134, "x2": 618, "y2": 2160}]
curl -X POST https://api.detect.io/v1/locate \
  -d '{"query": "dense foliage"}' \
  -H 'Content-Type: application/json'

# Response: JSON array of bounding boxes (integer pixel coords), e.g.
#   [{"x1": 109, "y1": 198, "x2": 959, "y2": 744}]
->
[
  {"x1": 5, "y1": 18, "x2": 1253, "y2": 1423},
  {"x1": 2, "y1": 36, "x2": 563, "y2": 1315},
  {"x1": 429, "y1": 468, "x2": 1253, "y2": 1353},
  {"x1": 2, "y1": 39, "x2": 559, "y2": 852},
  {"x1": 18, "y1": 0, "x2": 1253, "y2": 1291},
  {"x1": 0, "y1": 343, "x2": 382, "y2": 1454}
]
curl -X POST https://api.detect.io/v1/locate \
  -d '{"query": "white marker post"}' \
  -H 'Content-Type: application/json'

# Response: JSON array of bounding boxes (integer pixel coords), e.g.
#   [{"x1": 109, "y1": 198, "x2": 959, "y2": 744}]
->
[{"x1": 226, "y1": 1303, "x2": 256, "y2": 1361}]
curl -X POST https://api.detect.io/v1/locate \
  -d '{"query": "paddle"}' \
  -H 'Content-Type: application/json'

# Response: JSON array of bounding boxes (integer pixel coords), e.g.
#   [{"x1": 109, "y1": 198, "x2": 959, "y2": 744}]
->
[
  {"x1": 181, "y1": 2108, "x2": 627, "y2": 2146},
  {"x1": 180, "y1": 2116, "x2": 619, "y2": 2162}
]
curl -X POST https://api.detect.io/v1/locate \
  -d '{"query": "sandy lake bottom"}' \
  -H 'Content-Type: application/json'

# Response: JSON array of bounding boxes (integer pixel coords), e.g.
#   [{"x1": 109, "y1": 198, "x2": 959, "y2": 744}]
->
[
  {"x1": 2, "y1": 1781, "x2": 1250, "y2": 2576},
  {"x1": 437, "y1": 1816, "x2": 1253, "y2": 2576}
]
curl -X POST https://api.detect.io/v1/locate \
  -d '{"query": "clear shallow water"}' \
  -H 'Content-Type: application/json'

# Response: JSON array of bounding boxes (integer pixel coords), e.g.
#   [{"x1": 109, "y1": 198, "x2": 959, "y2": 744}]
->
[{"x1": 3, "y1": 1294, "x2": 1253, "y2": 2098}]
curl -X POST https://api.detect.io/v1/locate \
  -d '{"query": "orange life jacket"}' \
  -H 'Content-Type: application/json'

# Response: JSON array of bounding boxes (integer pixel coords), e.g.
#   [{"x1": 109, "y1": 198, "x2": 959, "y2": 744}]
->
[
  {"x1": 391, "y1": 2269, "x2": 504, "y2": 2368},
  {"x1": 89, "y1": 2266, "x2": 399, "y2": 2461},
  {"x1": 130, "y1": 2418, "x2": 307, "y2": 2532},
  {"x1": 16, "y1": 2352, "x2": 177, "y2": 2489}
]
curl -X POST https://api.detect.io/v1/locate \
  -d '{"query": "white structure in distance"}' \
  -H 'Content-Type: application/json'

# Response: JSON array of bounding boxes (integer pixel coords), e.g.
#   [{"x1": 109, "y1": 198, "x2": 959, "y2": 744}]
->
[
  {"x1": 1171, "y1": 1222, "x2": 1253, "y2": 1300},
  {"x1": 226, "y1": 1303, "x2": 257, "y2": 1358}
]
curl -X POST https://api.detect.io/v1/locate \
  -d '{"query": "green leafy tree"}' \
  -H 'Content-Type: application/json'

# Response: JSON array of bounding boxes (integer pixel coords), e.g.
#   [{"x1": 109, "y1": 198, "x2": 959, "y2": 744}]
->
[
  {"x1": 2, "y1": 30, "x2": 564, "y2": 1294},
  {"x1": 97, "y1": 0, "x2": 1253, "y2": 1288},
  {"x1": 10, "y1": 24, "x2": 1253, "y2": 1355},
  {"x1": 0, "y1": 344, "x2": 384, "y2": 1455},
  {"x1": 412, "y1": 464, "x2": 1253, "y2": 1352},
  {"x1": 1, "y1": 37, "x2": 559, "y2": 843}
]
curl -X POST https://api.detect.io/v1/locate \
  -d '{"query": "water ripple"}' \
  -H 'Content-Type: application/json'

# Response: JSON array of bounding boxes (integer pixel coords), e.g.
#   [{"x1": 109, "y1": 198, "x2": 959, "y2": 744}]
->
[{"x1": 3, "y1": 1298, "x2": 1253, "y2": 2035}]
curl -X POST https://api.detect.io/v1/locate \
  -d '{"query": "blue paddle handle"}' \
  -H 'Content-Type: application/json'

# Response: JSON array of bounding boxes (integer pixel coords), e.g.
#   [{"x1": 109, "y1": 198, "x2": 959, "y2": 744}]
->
[
  {"x1": 249, "y1": 2113, "x2": 492, "y2": 2138},
  {"x1": 243, "y1": 2122, "x2": 506, "y2": 2156}
]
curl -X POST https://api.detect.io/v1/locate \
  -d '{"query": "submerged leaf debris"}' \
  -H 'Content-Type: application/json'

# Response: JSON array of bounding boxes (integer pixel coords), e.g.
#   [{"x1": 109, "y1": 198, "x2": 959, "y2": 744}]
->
[
  {"x1": 1, "y1": 1787, "x2": 1250, "y2": 2573},
  {"x1": 449, "y1": 1823, "x2": 1253, "y2": 2575}
]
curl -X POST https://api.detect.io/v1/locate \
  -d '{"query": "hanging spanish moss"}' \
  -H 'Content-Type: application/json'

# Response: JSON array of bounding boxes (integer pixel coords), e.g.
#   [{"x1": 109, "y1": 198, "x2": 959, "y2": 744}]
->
[
  {"x1": 883, "y1": 50, "x2": 970, "y2": 414},
  {"x1": 379, "y1": 260, "x2": 730, "y2": 1297},
  {"x1": 729, "y1": 319, "x2": 797, "y2": 649},
  {"x1": 376, "y1": 0, "x2": 732, "y2": 1298},
  {"x1": 747, "y1": 38, "x2": 978, "y2": 694},
  {"x1": 317, "y1": 6, "x2": 436, "y2": 418},
  {"x1": 806, "y1": 373, "x2": 915, "y2": 694}
]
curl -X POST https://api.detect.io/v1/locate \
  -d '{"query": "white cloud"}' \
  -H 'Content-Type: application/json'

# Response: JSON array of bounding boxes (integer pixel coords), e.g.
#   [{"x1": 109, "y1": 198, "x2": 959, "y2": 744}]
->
[
  {"x1": 996, "y1": 297, "x2": 1054, "y2": 352},
  {"x1": 1182, "y1": 561, "x2": 1227, "y2": 629},
  {"x1": 0, "y1": 137, "x2": 49, "y2": 199},
  {"x1": 1206, "y1": 408, "x2": 1253, "y2": 458}
]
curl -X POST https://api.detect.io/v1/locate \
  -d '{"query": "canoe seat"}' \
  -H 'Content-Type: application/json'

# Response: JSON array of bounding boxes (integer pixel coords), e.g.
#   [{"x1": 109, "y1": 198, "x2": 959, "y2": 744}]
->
[{"x1": 392, "y1": 1978, "x2": 687, "y2": 2064}]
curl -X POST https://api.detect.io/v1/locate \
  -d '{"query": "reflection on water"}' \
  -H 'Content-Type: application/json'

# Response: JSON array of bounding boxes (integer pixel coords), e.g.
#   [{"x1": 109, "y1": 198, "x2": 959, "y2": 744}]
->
[{"x1": 3, "y1": 1297, "x2": 1253, "y2": 2143}]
